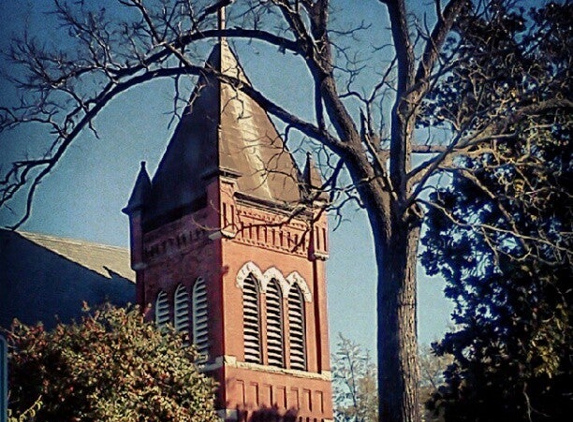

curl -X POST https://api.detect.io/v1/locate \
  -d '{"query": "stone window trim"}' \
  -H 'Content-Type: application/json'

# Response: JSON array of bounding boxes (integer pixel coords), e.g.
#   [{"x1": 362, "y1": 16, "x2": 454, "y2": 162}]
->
[{"x1": 235, "y1": 261, "x2": 312, "y2": 302}]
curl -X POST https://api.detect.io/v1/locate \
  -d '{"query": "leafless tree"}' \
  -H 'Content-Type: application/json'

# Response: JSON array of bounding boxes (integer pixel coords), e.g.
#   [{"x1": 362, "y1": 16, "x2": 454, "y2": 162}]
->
[
  {"x1": 332, "y1": 334, "x2": 378, "y2": 422},
  {"x1": 418, "y1": 344, "x2": 452, "y2": 422},
  {"x1": 1, "y1": 1, "x2": 571, "y2": 421}
]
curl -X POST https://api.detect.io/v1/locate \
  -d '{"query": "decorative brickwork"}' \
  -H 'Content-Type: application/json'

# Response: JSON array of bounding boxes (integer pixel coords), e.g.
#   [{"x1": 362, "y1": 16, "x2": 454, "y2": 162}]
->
[{"x1": 124, "y1": 40, "x2": 333, "y2": 422}]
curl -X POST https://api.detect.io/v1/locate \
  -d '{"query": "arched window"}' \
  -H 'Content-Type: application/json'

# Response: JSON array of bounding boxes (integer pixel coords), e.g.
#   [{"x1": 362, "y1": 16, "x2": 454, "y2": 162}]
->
[
  {"x1": 174, "y1": 284, "x2": 190, "y2": 340},
  {"x1": 243, "y1": 274, "x2": 261, "y2": 364},
  {"x1": 288, "y1": 285, "x2": 306, "y2": 370},
  {"x1": 155, "y1": 290, "x2": 170, "y2": 328},
  {"x1": 266, "y1": 279, "x2": 284, "y2": 367},
  {"x1": 192, "y1": 278, "x2": 209, "y2": 357}
]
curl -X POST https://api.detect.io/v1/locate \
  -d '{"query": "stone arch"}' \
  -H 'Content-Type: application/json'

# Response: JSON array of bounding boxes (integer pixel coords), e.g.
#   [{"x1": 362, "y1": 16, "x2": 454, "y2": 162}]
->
[
  {"x1": 236, "y1": 261, "x2": 264, "y2": 290},
  {"x1": 286, "y1": 272, "x2": 312, "y2": 302},
  {"x1": 261, "y1": 266, "x2": 289, "y2": 295},
  {"x1": 236, "y1": 263, "x2": 311, "y2": 302}
]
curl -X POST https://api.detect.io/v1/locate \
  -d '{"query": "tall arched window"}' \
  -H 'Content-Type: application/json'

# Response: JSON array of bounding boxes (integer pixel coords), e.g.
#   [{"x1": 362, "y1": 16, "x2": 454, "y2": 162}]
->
[
  {"x1": 155, "y1": 290, "x2": 170, "y2": 329},
  {"x1": 288, "y1": 285, "x2": 306, "y2": 370},
  {"x1": 174, "y1": 284, "x2": 190, "y2": 340},
  {"x1": 266, "y1": 279, "x2": 284, "y2": 367},
  {"x1": 192, "y1": 278, "x2": 209, "y2": 357},
  {"x1": 243, "y1": 274, "x2": 261, "y2": 364}
]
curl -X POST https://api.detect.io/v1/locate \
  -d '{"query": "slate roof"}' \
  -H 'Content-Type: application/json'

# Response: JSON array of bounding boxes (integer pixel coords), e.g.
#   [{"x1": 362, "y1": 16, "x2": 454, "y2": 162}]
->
[
  {"x1": 0, "y1": 230, "x2": 135, "y2": 329},
  {"x1": 16, "y1": 231, "x2": 135, "y2": 282},
  {"x1": 141, "y1": 40, "x2": 303, "y2": 229}
]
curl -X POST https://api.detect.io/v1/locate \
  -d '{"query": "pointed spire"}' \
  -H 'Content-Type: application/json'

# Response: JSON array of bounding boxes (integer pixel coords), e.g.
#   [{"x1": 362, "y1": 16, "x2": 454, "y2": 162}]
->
[
  {"x1": 218, "y1": 4, "x2": 226, "y2": 42},
  {"x1": 303, "y1": 152, "x2": 328, "y2": 202},
  {"x1": 143, "y1": 41, "x2": 302, "y2": 228},
  {"x1": 123, "y1": 161, "x2": 151, "y2": 214}
]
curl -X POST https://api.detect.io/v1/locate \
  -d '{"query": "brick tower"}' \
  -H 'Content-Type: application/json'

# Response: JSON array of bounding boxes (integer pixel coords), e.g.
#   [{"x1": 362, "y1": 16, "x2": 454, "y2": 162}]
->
[{"x1": 124, "y1": 38, "x2": 333, "y2": 422}]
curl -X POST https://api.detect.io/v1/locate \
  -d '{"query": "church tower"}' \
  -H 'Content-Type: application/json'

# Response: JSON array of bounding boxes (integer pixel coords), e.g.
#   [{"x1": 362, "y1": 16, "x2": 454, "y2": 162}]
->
[{"x1": 124, "y1": 38, "x2": 333, "y2": 422}]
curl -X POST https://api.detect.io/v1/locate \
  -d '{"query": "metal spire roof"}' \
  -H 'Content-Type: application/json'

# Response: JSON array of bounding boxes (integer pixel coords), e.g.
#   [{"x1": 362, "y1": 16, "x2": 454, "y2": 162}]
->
[
  {"x1": 143, "y1": 41, "x2": 302, "y2": 228},
  {"x1": 124, "y1": 161, "x2": 151, "y2": 214},
  {"x1": 302, "y1": 152, "x2": 329, "y2": 202}
]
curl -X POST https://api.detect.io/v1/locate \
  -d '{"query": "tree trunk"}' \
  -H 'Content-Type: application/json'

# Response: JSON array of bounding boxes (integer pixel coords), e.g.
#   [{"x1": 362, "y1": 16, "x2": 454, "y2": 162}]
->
[
  {"x1": 373, "y1": 207, "x2": 421, "y2": 422},
  {"x1": 345, "y1": 148, "x2": 421, "y2": 422}
]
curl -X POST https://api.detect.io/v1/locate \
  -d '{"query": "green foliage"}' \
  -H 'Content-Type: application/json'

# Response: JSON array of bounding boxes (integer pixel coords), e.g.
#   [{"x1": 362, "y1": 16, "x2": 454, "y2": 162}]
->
[
  {"x1": 421, "y1": 2, "x2": 573, "y2": 421},
  {"x1": 6, "y1": 304, "x2": 218, "y2": 422}
]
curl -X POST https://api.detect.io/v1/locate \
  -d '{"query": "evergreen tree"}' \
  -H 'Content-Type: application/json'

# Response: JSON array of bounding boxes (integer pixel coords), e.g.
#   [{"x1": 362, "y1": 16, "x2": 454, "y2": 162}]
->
[{"x1": 421, "y1": 3, "x2": 573, "y2": 420}]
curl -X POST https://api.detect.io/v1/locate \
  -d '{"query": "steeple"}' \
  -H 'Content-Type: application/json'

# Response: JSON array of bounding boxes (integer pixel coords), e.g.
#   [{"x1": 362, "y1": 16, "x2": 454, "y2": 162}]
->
[
  {"x1": 303, "y1": 152, "x2": 329, "y2": 203},
  {"x1": 217, "y1": 4, "x2": 226, "y2": 41},
  {"x1": 124, "y1": 33, "x2": 333, "y2": 421},
  {"x1": 123, "y1": 161, "x2": 151, "y2": 214},
  {"x1": 144, "y1": 41, "x2": 302, "y2": 229}
]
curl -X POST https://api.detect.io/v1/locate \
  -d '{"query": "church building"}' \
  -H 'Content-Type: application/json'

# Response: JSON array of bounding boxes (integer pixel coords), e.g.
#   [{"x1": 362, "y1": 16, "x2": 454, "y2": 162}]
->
[{"x1": 123, "y1": 37, "x2": 333, "y2": 422}]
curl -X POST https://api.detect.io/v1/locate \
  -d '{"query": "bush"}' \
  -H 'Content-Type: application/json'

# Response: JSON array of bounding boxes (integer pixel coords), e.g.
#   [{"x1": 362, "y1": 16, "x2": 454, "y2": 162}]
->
[{"x1": 6, "y1": 304, "x2": 218, "y2": 421}]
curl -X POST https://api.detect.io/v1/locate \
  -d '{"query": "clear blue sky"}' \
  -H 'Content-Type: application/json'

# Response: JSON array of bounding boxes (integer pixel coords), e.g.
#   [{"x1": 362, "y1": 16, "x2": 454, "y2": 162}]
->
[{"x1": 0, "y1": 0, "x2": 453, "y2": 354}]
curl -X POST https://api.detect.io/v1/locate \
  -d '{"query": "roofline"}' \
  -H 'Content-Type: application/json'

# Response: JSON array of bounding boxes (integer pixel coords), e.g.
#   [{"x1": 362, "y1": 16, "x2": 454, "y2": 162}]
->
[{"x1": 1, "y1": 229, "x2": 128, "y2": 253}]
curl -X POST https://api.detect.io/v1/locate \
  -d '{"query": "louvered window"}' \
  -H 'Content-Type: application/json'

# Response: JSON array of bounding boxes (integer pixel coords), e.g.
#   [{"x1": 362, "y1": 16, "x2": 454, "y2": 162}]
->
[
  {"x1": 243, "y1": 274, "x2": 261, "y2": 364},
  {"x1": 174, "y1": 284, "x2": 190, "y2": 345},
  {"x1": 288, "y1": 286, "x2": 306, "y2": 370},
  {"x1": 266, "y1": 279, "x2": 284, "y2": 367},
  {"x1": 155, "y1": 290, "x2": 170, "y2": 328},
  {"x1": 192, "y1": 278, "x2": 209, "y2": 358}
]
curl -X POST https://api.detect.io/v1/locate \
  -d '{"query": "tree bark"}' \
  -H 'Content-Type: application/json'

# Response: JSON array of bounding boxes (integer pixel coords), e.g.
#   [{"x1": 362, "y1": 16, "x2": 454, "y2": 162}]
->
[
  {"x1": 376, "y1": 210, "x2": 421, "y2": 422},
  {"x1": 345, "y1": 147, "x2": 421, "y2": 422}
]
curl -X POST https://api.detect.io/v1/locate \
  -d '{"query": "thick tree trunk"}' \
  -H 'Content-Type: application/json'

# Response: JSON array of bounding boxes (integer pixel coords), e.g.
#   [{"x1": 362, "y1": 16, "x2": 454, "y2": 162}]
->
[
  {"x1": 371, "y1": 206, "x2": 421, "y2": 422},
  {"x1": 345, "y1": 151, "x2": 421, "y2": 422}
]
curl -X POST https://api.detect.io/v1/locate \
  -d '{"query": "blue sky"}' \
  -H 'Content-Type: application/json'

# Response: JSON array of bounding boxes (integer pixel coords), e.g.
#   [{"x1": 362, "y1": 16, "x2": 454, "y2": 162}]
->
[{"x1": 0, "y1": 0, "x2": 453, "y2": 353}]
